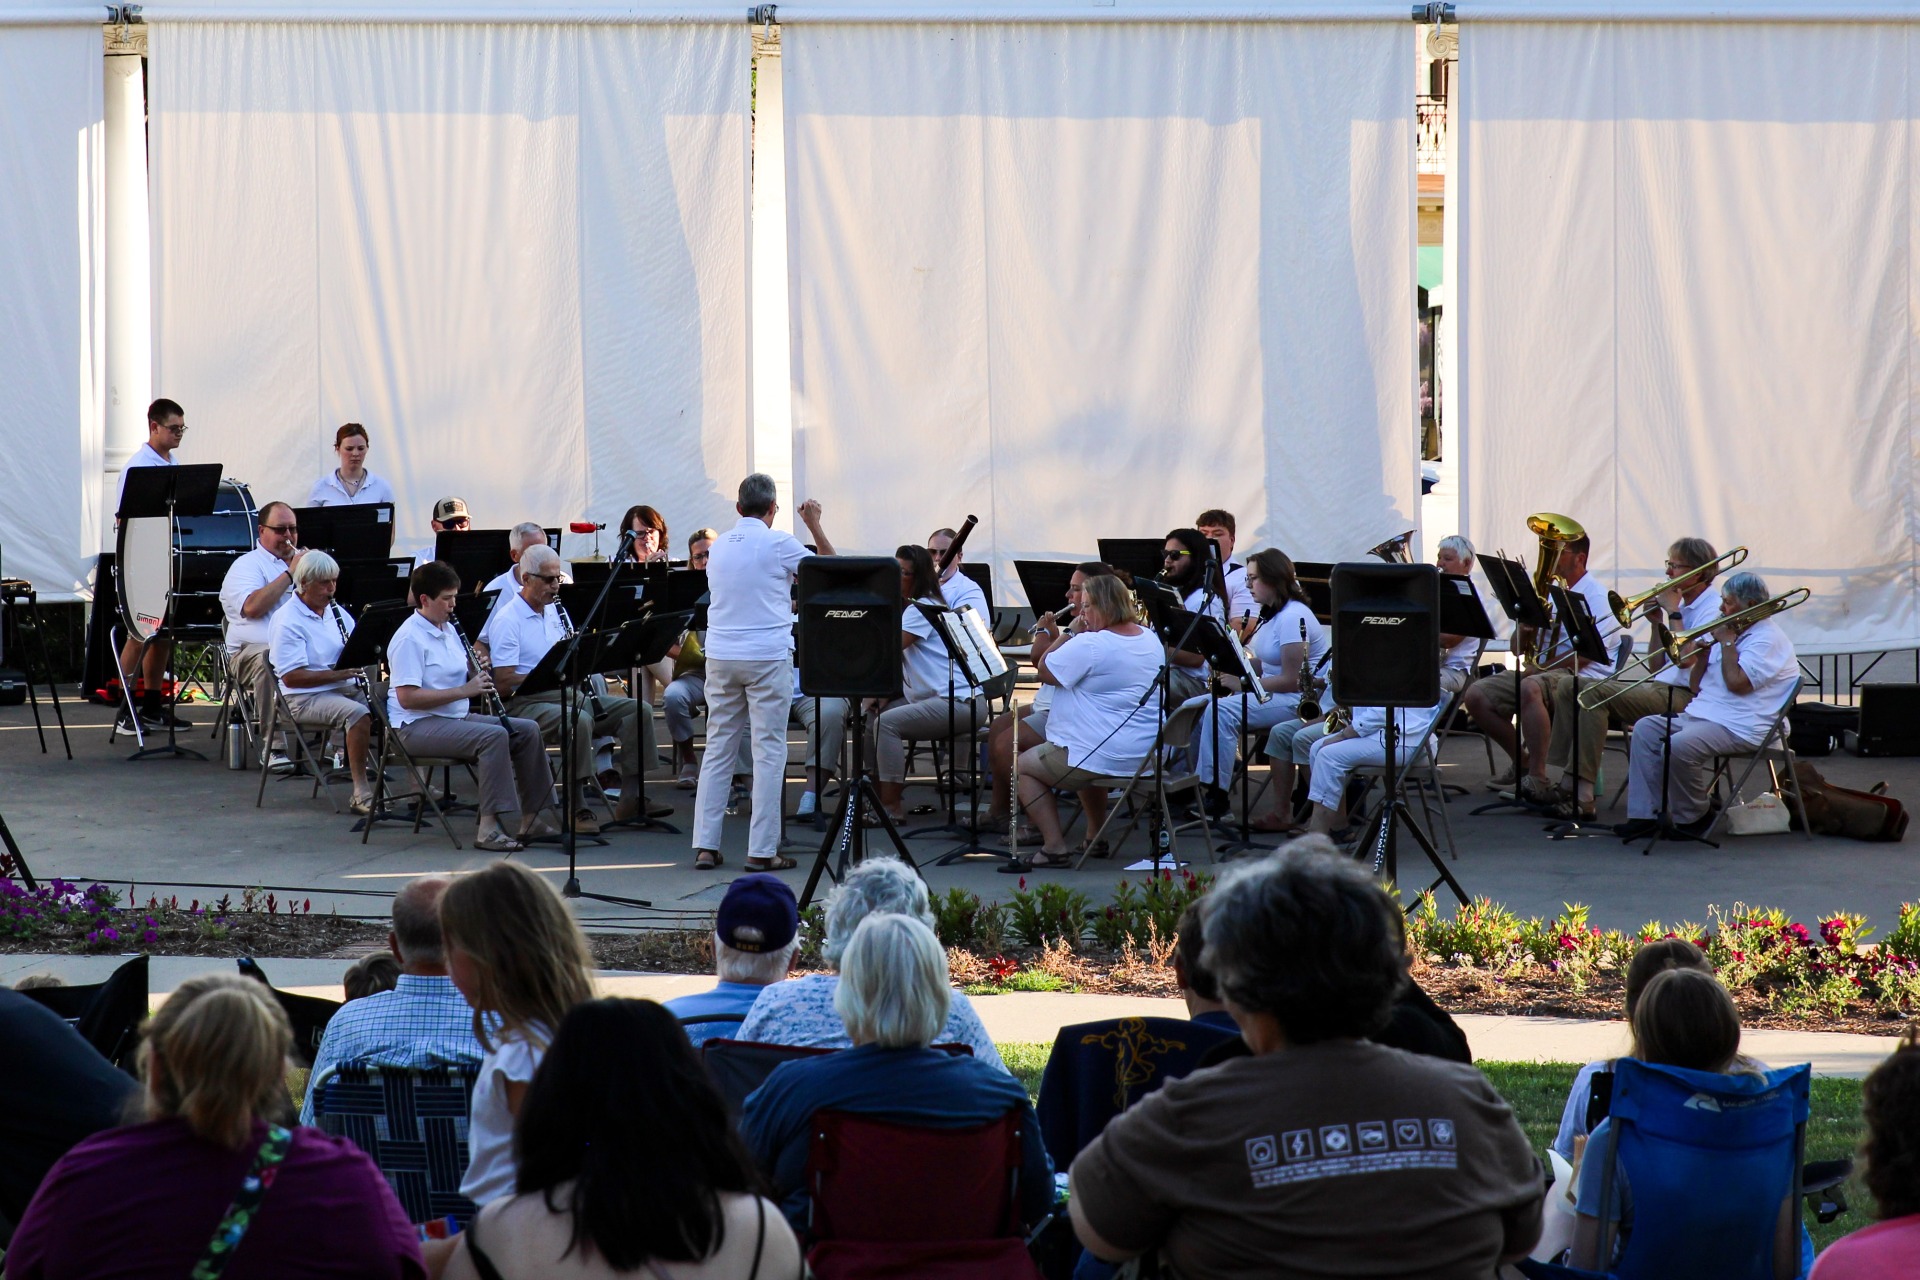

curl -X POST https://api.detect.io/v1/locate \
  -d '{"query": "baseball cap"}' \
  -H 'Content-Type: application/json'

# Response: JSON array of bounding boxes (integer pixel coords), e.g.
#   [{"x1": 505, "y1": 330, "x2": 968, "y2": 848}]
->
[
  {"x1": 433, "y1": 497, "x2": 470, "y2": 522},
  {"x1": 716, "y1": 873, "x2": 799, "y2": 952}
]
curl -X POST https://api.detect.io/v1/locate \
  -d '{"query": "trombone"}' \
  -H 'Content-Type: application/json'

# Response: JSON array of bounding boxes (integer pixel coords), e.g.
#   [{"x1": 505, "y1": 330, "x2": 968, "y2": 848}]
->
[
  {"x1": 1604, "y1": 547, "x2": 1749, "y2": 629},
  {"x1": 1578, "y1": 587, "x2": 1810, "y2": 712}
]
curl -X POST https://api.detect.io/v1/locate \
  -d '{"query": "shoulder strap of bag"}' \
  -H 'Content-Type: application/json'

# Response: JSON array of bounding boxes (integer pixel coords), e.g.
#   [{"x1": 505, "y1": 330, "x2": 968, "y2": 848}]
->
[
  {"x1": 189, "y1": 1124, "x2": 293, "y2": 1280},
  {"x1": 462, "y1": 1210, "x2": 511, "y2": 1280}
]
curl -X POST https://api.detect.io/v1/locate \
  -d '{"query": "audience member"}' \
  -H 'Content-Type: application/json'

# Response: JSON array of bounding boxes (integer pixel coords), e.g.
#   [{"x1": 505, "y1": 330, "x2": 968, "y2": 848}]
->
[
  {"x1": 5, "y1": 974, "x2": 422, "y2": 1279},
  {"x1": 664, "y1": 874, "x2": 801, "y2": 1047},
  {"x1": 1550, "y1": 936, "x2": 1715, "y2": 1162},
  {"x1": 1811, "y1": 1025, "x2": 1920, "y2": 1277},
  {"x1": 300, "y1": 876, "x2": 484, "y2": 1125},
  {"x1": 0, "y1": 989, "x2": 137, "y2": 1244},
  {"x1": 734, "y1": 857, "x2": 1002, "y2": 1068},
  {"x1": 440, "y1": 998, "x2": 800, "y2": 1280},
  {"x1": 1570, "y1": 968, "x2": 1790, "y2": 1274},
  {"x1": 1172, "y1": 903, "x2": 1235, "y2": 1033},
  {"x1": 1069, "y1": 845, "x2": 1542, "y2": 1276},
  {"x1": 741, "y1": 914, "x2": 1053, "y2": 1231},
  {"x1": 439, "y1": 861, "x2": 596, "y2": 1207},
  {"x1": 343, "y1": 953, "x2": 402, "y2": 1002}
]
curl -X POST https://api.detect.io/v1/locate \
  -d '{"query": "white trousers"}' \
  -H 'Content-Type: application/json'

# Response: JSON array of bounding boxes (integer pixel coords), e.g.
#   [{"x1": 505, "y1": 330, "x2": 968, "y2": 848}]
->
[
  {"x1": 1307, "y1": 733, "x2": 1420, "y2": 812},
  {"x1": 1627, "y1": 713, "x2": 1749, "y2": 823},
  {"x1": 691, "y1": 658, "x2": 793, "y2": 858},
  {"x1": 1184, "y1": 691, "x2": 1302, "y2": 790}
]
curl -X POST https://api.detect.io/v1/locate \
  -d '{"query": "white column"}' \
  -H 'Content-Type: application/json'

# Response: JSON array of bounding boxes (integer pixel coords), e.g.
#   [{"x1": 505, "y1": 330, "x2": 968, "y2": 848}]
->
[
  {"x1": 749, "y1": 29, "x2": 794, "y2": 517},
  {"x1": 103, "y1": 21, "x2": 151, "y2": 478}
]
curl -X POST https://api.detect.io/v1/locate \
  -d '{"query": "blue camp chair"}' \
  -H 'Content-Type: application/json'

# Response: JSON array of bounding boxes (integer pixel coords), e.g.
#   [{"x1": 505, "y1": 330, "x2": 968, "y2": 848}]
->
[
  {"x1": 1034, "y1": 1015, "x2": 1238, "y2": 1171},
  {"x1": 313, "y1": 1060, "x2": 482, "y2": 1227},
  {"x1": 1521, "y1": 1057, "x2": 1812, "y2": 1280}
]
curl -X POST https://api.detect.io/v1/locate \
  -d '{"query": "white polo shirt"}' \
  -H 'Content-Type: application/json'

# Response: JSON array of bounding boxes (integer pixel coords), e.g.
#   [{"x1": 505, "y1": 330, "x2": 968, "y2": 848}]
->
[
  {"x1": 1544, "y1": 573, "x2": 1625, "y2": 679},
  {"x1": 902, "y1": 599, "x2": 983, "y2": 701},
  {"x1": 1221, "y1": 561, "x2": 1259, "y2": 630},
  {"x1": 219, "y1": 545, "x2": 295, "y2": 653},
  {"x1": 1651, "y1": 589, "x2": 1723, "y2": 688},
  {"x1": 116, "y1": 441, "x2": 174, "y2": 515},
  {"x1": 706, "y1": 515, "x2": 810, "y2": 662},
  {"x1": 269, "y1": 595, "x2": 355, "y2": 696},
  {"x1": 1687, "y1": 616, "x2": 1797, "y2": 747},
  {"x1": 481, "y1": 593, "x2": 565, "y2": 677},
  {"x1": 386, "y1": 611, "x2": 471, "y2": 726},
  {"x1": 306, "y1": 469, "x2": 396, "y2": 508},
  {"x1": 940, "y1": 569, "x2": 990, "y2": 619}
]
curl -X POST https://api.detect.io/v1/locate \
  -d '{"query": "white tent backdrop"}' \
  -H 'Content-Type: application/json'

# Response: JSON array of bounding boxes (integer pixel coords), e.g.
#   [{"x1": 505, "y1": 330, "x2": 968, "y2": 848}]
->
[
  {"x1": 782, "y1": 17, "x2": 1417, "y2": 600},
  {"x1": 148, "y1": 17, "x2": 749, "y2": 559},
  {"x1": 0, "y1": 22, "x2": 103, "y2": 600},
  {"x1": 1454, "y1": 18, "x2": 1920, "y2": 654}
]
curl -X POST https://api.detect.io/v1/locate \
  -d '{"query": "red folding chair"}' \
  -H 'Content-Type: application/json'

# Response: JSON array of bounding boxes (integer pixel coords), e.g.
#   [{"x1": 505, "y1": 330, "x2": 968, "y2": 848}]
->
[{"x1": 804, "y1": 1108, "x2": 1043, "y2": 1280}]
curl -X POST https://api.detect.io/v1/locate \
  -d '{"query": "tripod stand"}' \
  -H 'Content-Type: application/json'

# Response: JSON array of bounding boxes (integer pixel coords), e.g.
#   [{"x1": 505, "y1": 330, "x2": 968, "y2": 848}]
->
[
  {"x1": 0, "y1": 809, "x2": 39, "y2": 890},
  {"x1": 1469, "y1": 553, "x2": 1552, "y2": 819},
  {"x1": 1364, "y1": 709, "x2": 1468, "y2": 908},
  {"x1": 800, "y1": 697, "x2": 918, "y2": 911},
  {"x1": 1, "y1": 580, "x2": 71, "y2": 759}
]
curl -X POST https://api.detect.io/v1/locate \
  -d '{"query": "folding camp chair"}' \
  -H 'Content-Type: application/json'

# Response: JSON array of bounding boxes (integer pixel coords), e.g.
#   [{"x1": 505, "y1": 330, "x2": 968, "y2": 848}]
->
[
  {"x1": 1705, "y1": 678, "x2": 1811, "y2": 842},
  {"x1": 805, "y1": 1109, "x2": 1044, "y2": 1280},
  {"x1": 702, "y1": 1038, "x2": 837, "y2": 1117},
  {"x1": 16, "y1": 953, "x2": 149, "y2": 1072},
  {"x1": 236, "y1": 956, "x2": 342, "y2": 1067},
  {"x1": 312, "y1": 1060, "x2": 482, "y2": 1227},
  {"x1": 360, "y1": 699, "x2": 472, "y2": 849},
  {"x1": 253, "y1": 664, "x2": 350, "y2": 813},
  {"x1": 1518, "y1": 1057, "x2": 1811, "y2": 1280},
  {"x1": 1033, "y1": 1015, "x2": 1238, "y2": 1171}
]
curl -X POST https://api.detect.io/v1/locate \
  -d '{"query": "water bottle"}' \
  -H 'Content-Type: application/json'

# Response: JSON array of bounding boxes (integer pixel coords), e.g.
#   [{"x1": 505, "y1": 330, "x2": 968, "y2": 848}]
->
[{"x1": 226, "y1": 721, "x2": 250, "y2": 770}]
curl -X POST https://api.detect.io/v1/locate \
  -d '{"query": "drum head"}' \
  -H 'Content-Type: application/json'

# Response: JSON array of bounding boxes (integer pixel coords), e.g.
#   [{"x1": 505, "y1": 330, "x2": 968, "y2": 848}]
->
[{"x1": 117, "y1": 516, "x2": 174, "y2": 643}]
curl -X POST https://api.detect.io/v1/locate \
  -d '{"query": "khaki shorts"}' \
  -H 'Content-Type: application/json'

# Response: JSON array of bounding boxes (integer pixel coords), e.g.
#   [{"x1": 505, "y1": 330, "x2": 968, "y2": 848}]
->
[{"x1": 1023, "y1": 740, "x2": 1109, "y2": 790}]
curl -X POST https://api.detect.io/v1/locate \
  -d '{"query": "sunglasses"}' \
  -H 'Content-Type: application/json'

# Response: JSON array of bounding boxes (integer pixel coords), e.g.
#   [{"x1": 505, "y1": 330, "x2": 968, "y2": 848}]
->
[
  {"x1": 528, "y1": 573, "x2": 566, "y2": 585},
  {"x1": 261, "y1": 524, "x2": 298, "y2": 535},
  {"x1": 1163, "y1": 550, "x2": 1191, "y2": 561},
  {"x1": 442, "y1": 517, "x2": 470, "y2": 529}
]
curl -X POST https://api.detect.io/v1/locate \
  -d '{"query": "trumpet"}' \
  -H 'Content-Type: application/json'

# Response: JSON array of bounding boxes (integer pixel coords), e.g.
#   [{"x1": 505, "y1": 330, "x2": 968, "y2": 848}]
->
[
  {"x1": 1604, "y1": 547, "x2": 1748, "y2": 629},
  {"x1": 1578, "y1": 587, "x2": 1810, "y2": 712},
  {"x1": 448, "y1": 609, "x2": 513, "y2": 732}
]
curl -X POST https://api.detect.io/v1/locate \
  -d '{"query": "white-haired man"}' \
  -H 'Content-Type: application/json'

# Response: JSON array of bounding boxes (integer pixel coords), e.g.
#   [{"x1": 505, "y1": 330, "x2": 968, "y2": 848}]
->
[
  {"x1": 1436, "y1": 534, "x2": 1481, "y2": 695},
  {"x1": 481, "y1": 544, "x2": 664, "y2": 831},
  {"x1": 664, "y1": 873, "x2": 800, "y2": 1045},
  {"x1": 266, "y1": 549, "x2": 376, "y2": 812},
  {"x1": 483, "y1": 521, "x2": 551, "y2": 622},
  {"x1": 1617, "y1": 571, "x2": 1798, "y2": 840}
]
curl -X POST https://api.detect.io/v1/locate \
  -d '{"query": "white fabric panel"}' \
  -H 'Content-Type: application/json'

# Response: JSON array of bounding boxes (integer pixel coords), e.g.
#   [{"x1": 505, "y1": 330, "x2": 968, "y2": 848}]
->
[
  {"x1": 785, "y1": 22, "x2": 1415, "y2": 601},
  {"x1": 1457, "y1": 21, "x2": 1918, "y2": 654},
  {"x1": 0, "y1": 24, "x2": 103, "y2": 599},
  {"x1": 150, "y1": 21, "x2": 748, "y2": 558}
]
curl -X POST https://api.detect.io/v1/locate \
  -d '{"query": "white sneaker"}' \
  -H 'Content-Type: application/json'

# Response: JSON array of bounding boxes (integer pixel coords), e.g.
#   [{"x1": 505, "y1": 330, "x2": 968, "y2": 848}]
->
[{"x1": 797, "y1": 790, "x2": 817, "y2": 817}]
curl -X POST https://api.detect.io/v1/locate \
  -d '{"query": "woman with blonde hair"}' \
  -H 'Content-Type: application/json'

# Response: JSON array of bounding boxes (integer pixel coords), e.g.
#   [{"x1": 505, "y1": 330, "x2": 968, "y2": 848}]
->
[
  {"x1": 6, "y1": 974, "x2": 421, "y2": 1279},
  {"x1": 439, "y1": 860, "x2": 596, "y2": 1208}
]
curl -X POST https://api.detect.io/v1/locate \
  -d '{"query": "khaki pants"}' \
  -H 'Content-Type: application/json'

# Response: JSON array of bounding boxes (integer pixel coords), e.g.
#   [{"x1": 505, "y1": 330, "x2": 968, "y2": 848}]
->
[
  {"x1": 394, "y1": 713, "x2": 552, "y2": 819},
  {"x1": 228, "y1": 643, "x2": 275, "y2": 728},
  {"x1": 868, "y1": 694, "x2": 990, "y2": 783},
  {"x1": 507, "y1": 687, "x2": 654, "y2": 787},
  {"x1": 1550, "y1": 676, "x2": 1693, "y2": 785}
]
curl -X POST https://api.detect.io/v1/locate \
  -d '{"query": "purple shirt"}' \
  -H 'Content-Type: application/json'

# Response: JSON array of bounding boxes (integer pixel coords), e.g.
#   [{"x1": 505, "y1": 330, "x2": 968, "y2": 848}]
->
[{"x1": 6, "y1": 1117, "x2": 425, "y2": 1280}]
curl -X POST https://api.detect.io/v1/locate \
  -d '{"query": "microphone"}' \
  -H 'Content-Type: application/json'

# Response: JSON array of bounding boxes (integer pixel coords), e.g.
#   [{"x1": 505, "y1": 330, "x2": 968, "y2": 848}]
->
[{"x1": 569, "y1": 521, "x2": 604, "y2": 534}]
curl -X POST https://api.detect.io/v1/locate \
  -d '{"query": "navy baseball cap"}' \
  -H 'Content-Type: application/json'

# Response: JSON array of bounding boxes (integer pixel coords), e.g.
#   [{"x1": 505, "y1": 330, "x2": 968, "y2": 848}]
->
[{"x1": 716, "y1": 874, "x2": 799, "y2": 952}]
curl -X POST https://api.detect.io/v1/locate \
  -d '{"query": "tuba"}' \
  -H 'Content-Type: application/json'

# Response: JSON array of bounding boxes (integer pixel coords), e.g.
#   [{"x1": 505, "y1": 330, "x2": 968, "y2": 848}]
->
[{"x1": 1525, "y1": 512, "x2": 1586, "y2": 665}]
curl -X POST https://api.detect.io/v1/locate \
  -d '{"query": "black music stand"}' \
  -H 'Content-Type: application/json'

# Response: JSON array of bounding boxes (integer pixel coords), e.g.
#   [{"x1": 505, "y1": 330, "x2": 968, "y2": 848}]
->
[
  {"x1": 118, "y1": 463, "x2": 223, "y2": 761},
  {"x1": 1542, "y1": 584, "x2": 1612, "y2": 840},
  {"x1": 1097, "y1": 538, "x2": 1167, "y2": 586},
  {"x1": 339, "y1": 601, "x2": 465, "y2": 834},
  {"x1": 1469, "y1": 554, "x2": 1551, "y2": 817},
  {"x1": 896, "y1": 603, "x2": 1005, "y2": 864},
  {"x1": 665, "y1": 568, "x2": 709, "y2": 620},
  {"x1": 1292, "y1": 561, "x2": 1335, "y2": 623},
  {"x1": 1634, "y1": 672, "x2": 1720, "y2": 852},
  {"x1": 291, "y1": 504, "x2": 394, "y2": 561},
  {"x1": 1182, "y1": 613, "x2": 1277, "y2": 858},
  {"x1": 335, "y1": 559, "x2": 412, "y2": 613},
  {"x1": 0, "y1": 808, "x2": 39, "y2": 890},
  {"x1": 558, "y1": 582, "x2": 650, "y2": 630},
  {"x1": 2, "y1": 578, "x2": 72, "y2": 759},
  {"x1": 435, "y1": 530, "x2": 513, "y2": 593},
  {"x1": 1013, "y1": 561, "x2": 1077, "y2": 620},
  {"x1": 1145, "y1": 579, "x2": 1216, "y2": 865}
]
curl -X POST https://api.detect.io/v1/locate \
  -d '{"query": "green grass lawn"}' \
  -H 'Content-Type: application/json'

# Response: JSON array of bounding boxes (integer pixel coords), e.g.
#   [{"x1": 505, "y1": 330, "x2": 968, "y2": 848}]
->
[{"x1": 997, "y1": 1046, "x2": 1870, "y2": 1252}]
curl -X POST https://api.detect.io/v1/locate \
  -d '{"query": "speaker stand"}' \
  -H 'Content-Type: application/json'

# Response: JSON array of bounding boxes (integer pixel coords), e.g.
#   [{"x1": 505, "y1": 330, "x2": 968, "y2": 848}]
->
[{"x1": 799, "y1": 699, "x2": 919, "y2": 912}]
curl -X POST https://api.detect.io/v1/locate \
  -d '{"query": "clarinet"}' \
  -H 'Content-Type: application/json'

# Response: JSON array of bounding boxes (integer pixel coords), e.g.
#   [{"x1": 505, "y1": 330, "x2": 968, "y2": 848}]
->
[
  {"x1": 448, "y1": 609, "x2": 513, "y2": 733},
  {"x1": 327, "y1": 602, "x2": 372, "y2": 699},
  {"x1": 554, "y1": 600, "x2": 604, "y2": 718}
]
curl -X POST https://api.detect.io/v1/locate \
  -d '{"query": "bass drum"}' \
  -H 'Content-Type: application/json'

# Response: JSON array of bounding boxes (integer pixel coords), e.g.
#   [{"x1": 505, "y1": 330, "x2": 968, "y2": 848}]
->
[{"x1": 116, "y1": 479, "x2": 258, "y2": 643}]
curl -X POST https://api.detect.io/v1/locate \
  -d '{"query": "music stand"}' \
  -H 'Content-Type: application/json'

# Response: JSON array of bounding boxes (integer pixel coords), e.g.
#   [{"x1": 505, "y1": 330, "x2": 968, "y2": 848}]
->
[
  {"x1": 897, "y1": 603, "x2": 1009, "y2": 864},
  {"x1": 1180, "y1": 614, "x2": 1275, "y2": 857},
  {"x1": 1469, "y1": 554, "x2": 1551, "y2": 818},
  {"x1": 1013, "y1": 561, "x2": 1076, "y2": 620},
  {"x1": 558, "y1": 582, "x2": 649, "y2": 630},
  {"x1": 339, "y1": 600, "x2": 454, "y2": 834},
  {"x1": 435, "y1": 530, "x2": 513, "y2": 593},
  {"x1": 1, "y1": 578, "x2": 72, "y2": 759},
  {"x1": 118, "y1": 463, "x2": 223, "y2": 761},
  {"x1": 1097, "y1": 538, "x2": 1167, "y2": 586},
  {"x1": 1292, "y1": 561, "x2": 1335, "y2": 623},
  {"x1": 291, "y1": 504, "x2": 394, "y2": 561},
  {"x1": 1538, "y1": 584, "x2": 1612, "y2": 839},
  {"x1": 335, "y1": 559, "x2": 412, "y2": 614}
]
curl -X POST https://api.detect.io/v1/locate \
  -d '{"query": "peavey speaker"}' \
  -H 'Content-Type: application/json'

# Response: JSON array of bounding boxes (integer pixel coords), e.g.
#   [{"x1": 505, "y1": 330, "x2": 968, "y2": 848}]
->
[
  {"x1": 1852, "y1": 683, "x2": 1920, "y2": 757},
  {"x1": 1330, "y1": 562, "x2": 1440, "y2": 708},
  {"x1": 797, "y1": 557, "x2": 903, "y2": 698}
]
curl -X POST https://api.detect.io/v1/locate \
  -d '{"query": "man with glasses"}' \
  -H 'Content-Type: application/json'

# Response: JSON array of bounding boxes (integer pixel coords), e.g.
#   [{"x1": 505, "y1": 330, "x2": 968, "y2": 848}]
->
[
  {"x1": 218, "y1": 500, "x2": 307, "y2": 741},
  {"x1": 113, "y1": 400, "x2": 188, "y2": 733},
  {"x1": 481, "y1": 544, "x2": 663, "y2": 831},
  {"x1": 1161, "y1": 527, "x2": 1228, "y2": 702},
  {"x1": 404, "y1": 496, "x2": 472, "y2": 566}
]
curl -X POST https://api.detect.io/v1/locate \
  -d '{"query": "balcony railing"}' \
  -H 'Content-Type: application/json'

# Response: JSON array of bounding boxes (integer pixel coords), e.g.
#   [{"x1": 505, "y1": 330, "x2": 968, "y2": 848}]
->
[{"x1": 1416, "y1": 95, "x2": 1447, "y2": 176}]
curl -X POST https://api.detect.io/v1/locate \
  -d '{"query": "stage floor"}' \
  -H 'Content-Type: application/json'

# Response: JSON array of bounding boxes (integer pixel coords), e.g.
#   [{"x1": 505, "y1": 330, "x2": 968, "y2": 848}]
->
[{"x1": 1, "y1": 697, "x2": 1911, "y2": 932}]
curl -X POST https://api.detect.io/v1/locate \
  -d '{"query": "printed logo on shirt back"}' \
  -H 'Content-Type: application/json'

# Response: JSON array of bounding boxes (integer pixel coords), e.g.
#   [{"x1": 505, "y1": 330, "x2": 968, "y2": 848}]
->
[
  {"x1": 1246, "y1": 1136, "x2": 1279, "y2": 1169},
  {"x1": 1249, "y1": 1118, "x2": 1459, "y2": 1189}
]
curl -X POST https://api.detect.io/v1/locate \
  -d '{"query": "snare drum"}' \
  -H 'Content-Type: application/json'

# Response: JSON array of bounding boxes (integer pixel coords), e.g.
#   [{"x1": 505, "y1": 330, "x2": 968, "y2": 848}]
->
[{"x1": 116, "y1": 479, "x2": 258, "y2": 643}]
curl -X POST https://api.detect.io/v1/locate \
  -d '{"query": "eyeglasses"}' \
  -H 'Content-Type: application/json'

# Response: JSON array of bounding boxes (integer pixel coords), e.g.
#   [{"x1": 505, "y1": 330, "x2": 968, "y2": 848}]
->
[
  {"x1": 158, "y1": 422, "x2": 185, "y2": 434},
  {"x1": 1163, "y1": 550, "x2": 1191, "y2": 561},
  {"x1": 528, "y1": 573, "x2": 566, "y2": 585},
  {"x1": 261, "y1": 524, "x2": 298, "y2": 535}
]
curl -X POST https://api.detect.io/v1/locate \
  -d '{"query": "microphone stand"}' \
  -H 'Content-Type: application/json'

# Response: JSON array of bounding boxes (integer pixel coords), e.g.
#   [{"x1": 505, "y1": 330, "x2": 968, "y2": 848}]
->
[
  {"x1": 1637, "y1": 669, "x2": 1718, "y2": 852},
  {"x1": 557, "y1": 529, "x2": 641, "y2": 903}
]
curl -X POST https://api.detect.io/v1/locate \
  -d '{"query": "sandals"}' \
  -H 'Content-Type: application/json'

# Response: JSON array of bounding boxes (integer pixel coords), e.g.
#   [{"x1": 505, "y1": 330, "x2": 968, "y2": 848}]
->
[
  {"x1": 474, "y1": 831, "x2": 525, "y2": 853},
  {"x1": 694, "y1": 848, "x2": 724, "y2": 870},
  {"x1": 1248, "y1": 812, "x2": 1305, "y2": 835},
  {"x1": 1027, "y1": 848, "x2": 1076, "y2": 870},
  {"x1": 744, "y1": 854, "x2": 799, "y2": 872}
]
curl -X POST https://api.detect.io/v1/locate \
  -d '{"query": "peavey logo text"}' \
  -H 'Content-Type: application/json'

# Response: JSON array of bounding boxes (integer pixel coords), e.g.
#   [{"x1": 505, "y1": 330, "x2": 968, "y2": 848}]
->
[
  {"x1": 824, "y1": 609, "x2": 871, "y2": 619},
  {"x1": 1360, "y1": 615, "x2": 1409, "y2": 625}
]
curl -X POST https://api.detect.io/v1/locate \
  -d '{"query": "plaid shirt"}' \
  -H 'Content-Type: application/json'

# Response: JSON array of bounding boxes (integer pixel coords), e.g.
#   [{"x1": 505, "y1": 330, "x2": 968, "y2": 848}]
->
[{"x1": 300, "y1": 973, "x2": 485, "y2": 1124}]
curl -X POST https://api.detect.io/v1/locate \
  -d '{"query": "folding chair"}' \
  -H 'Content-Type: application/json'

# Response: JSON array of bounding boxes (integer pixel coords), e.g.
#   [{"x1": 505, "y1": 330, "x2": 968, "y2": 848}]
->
[
  {"x1": 236, "y1": 957, "x2": 343, "y2": 1067},
  {"x1": 1347, "y1": 692, "x2": 1463, "y2": 861},
  {"x1": 804, "y1": 1109, "x2": 1044, "y2": 1280},
  {"x1": 15, "y1": 953, "x2": 149, "y2": 1073},
  {"x1": 360, "y1": 700, "x2": 472, "y2": 849},
  {"x1": 1705, "y1": 678, "x2": 1811, "y2": 842},
  {"x1": 253, "y1": 664, "x2": 349, "y2": 813},
  {"x1": 1518, "y1": 1058, "x2": 1811, "y2": 1280},
  {"x1": 702, "y1": 1038, "x2": 837, "y2": 1117},
  {"x1": 312, "y1": 1060, "x2": 482, "y2": 1227},
  {"x1": 1034, "y1": 1015, "x2": 1238, "y2": 1171},
  {"x1": 1075, "y1": 699, "x2": 1217, "y2": 869}
]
